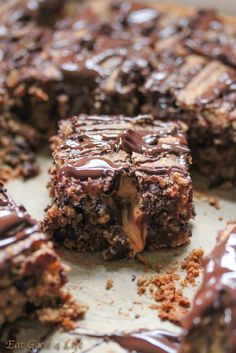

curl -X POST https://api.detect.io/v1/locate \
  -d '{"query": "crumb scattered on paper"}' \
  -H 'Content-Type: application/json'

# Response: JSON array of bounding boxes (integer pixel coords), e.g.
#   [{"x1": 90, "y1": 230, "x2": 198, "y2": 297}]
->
[
  {"x1": 181, "y1": 248, "x2": 204, "y2": 287},
  {"x1": 137, "y1": 273, "x2": 190, "y2": 326},
  {"x1": 194, "y1": 190, "x2": 220, "y2": 209},
  {"x1": 106, "y1": 279, "x2": 113, "y2": 290}
]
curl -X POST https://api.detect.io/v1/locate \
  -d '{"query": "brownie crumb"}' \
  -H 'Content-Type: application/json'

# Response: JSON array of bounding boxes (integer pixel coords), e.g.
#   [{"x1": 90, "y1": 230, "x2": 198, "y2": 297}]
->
[
  {"x1": 194, "y1": 190, "x2": 220, "y2": 209},
  {"x1": 106, "y1": 279, "x2": 113, "y2": 290},
  {"x1": 181, "y1": 248, "x2": 204, "y2": 287},
  {"x1": 208, "y1": 196, "x2": 220, "y2": 209},
  {"x1": 137, "y1": 273, "x2": 190, "y2": 326}
]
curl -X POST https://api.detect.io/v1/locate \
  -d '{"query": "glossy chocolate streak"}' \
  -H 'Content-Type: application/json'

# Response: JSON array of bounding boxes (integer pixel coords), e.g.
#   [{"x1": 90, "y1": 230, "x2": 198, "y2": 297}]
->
[
  {"x1": 135, "y1": 166, "x2": 187, "y2": 176},
  {"x1": 61, "y1": 157, "x2": 125, "y2": 180},
  {"x1": 59, "y1": 115, "x2": 189, "y2": 181},
  {"x1": 73, "y1": 329, "x2": 180, "y2": 353},
  {"x1": 0, "y1": 185, "x2": 39, "y2": 249},
  {"x1": 183, "y1": 226, "x2": 236, "y2": 351},
  {"x1": 117, "y1": 129, "x2": 189, "y2": 156}
]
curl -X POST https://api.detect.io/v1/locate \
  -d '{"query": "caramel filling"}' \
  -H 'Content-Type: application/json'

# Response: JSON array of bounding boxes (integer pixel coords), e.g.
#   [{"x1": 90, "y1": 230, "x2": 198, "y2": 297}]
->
[{"x1": 116, "y1": 177, "x2": 148, "y2": 256}]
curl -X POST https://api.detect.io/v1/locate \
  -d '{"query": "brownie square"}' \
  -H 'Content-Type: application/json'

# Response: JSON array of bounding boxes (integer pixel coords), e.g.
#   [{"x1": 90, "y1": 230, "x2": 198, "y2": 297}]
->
[
  {"x1": 144, "y1": 49, "x2": 236, "y2": 186},
  {"x1": 181, "y1": 225, "x2": 236, "y2": 353},
  {"x1": 44, "y1": 114, "x2": 194, "y2": 259},
  {"x1": 0, "y1": 182, "x2": 86, "y2": 327}
]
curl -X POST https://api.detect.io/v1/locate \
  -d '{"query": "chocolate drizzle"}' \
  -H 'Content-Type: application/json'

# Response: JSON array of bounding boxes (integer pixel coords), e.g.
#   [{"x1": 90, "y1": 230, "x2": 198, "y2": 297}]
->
[
  {"x1": 58, "y1": 115, "x2": 189, "y2": 181},
  {"x1": 187, "y1": 10, "x2": 236, "y2": 68},
  {"x1": 117, "y1": 129, "x2": 189, "y2": 156},
  {"x1": 72, "y1": 329, "x2": 180, "y2": 353},
  {"x1": 182, "y1": 226, "x2": 236, "y2": 352},
  {"x1": 61, "y1": 157, "x2": 124, "y2": 181},
  {"x1": 0, "y1": 184, "x2": 39, "y2": 249}
]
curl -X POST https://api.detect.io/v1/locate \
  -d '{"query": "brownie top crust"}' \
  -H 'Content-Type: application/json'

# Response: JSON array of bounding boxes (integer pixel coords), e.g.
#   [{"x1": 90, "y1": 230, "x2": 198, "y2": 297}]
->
[
  {"x1": 186, "y1": 9, "x2": 236, "y2": 69},
  {"x1": 53, "y1": 115, "x2": 190, "y2": 190},
  {"x1": 183, "y1": 225, "x2": 236, "y2": 351}
]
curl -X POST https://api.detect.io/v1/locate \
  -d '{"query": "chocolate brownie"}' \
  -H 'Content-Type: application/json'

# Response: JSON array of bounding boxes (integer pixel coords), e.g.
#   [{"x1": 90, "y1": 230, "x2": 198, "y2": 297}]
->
[
  {"x1": 180, "y1": 225, "x2": 236, "y2": 353},
  {"x1": 0, "y1": 112, "x2": 40, "y2": 181},
  {"x1": 0, "y1": 2, "x2": 100, "y2": 135},
  {"x1": 0, "y1": 182, "x2": 86, "y2": 327},
  {"x1": 144, "y1": 50, "x2": 236, "y2": 186},
  {"x1": 44, "y1": 114, "x2": 194, "y2": 259}
]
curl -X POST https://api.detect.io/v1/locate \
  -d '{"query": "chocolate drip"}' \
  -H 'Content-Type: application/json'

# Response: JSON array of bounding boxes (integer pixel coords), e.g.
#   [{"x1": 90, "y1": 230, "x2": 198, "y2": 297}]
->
[
  {"x1": 58, "y1": 115, "x2": 189, "y2": 181},
  {"x1": 61, "y1": 157, "x2": 124, "y2": 181},
  {"x1": 118, "y1": 129, "x2": 189, "y2": 156},
  {"x1": 135, "y1": 165, "x2": 188, "y2": 176},
  {"x1": 187, "y1": 10, "x2": 236, "y2": 68},
  {"x1": 0, "y1": 184, "x2": 39, "y2": 249},
  {"x1": 72, "y1": 329, "x2": 180, "y2": 353},
  {"x1": 183, "y1": 226, "x2": 236, "y2": 351},
  {"x1": 112, "y1": 330, "x2": 179, "y2": 353}
]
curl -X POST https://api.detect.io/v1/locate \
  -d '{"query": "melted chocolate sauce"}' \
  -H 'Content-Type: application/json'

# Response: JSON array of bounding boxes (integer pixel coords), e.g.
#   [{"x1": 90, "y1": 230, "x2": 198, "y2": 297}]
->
[
  {"x1": 59, "y1": 115, "x2": 189, "y2": 181},
  {"x1": 187, "y1": 10, "x2": 236, "y2": 68},
  {"x1": 61, "y1": 157, "x2": 124, "y2": 180},
  {"x1": 0, "y1": 185, "x2": 39, "y2": 249},
  {"x1": 135, "y1": 165, "x2": 188, "y2": 176},
  {"x1": 117, "y1": 129, "x2": 189, "y2": 156},
  {"x1": 72, "y1": 329, "x2": 180, "y2": 353},
  {"x1": 183, "y1": 226, "x2": 236, "y2": 351}
]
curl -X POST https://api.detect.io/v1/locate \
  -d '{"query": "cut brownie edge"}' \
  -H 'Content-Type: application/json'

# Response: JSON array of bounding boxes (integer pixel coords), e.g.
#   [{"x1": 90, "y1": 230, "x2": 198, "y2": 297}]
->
[
  {"x1": 44, "y1": 114, "x2": 194, "y2": 260},
  {"x1": 0, "y1": 113, "x2": 40, "y2": 181},
  {"x1": 0, "y1": 182, "x2": 87, "y2": 329}
]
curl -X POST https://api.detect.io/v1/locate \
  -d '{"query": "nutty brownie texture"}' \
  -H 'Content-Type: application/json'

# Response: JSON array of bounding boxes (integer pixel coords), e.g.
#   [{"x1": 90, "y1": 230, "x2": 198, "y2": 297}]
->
[
  {"x1": 0, "y1": 182, "x2": 86, "y2": 327},
  {"x1": 144, "y1": 52, "x2": 236, "y2": 187},
  {"x1": 44, "y1": 114, "x2": 194, "y2": 259}
]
